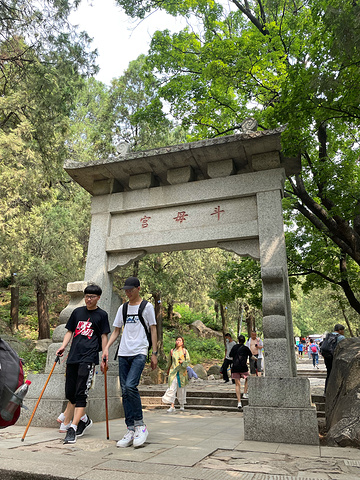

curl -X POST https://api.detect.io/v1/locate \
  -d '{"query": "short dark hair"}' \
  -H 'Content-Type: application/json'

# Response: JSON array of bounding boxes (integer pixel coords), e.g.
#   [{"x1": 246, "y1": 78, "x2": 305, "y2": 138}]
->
[
  {"x1": 84, "y1": 284, "x2": 102, "y2": 296},
  {"x1": 238, "y1": 334, "x2": 245, "y2": 344},
  {"x1": 334, "y1": 324, "x2": 345, "y2": 332},
  {"x1": 225, "y1": 333, "x2": 232, "y2": 338}
]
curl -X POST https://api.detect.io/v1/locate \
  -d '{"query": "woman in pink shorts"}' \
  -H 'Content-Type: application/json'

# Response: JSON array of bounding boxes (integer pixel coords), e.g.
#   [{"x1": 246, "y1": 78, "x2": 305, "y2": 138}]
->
[{"x1": 229, "y1": 335, "x2": 253, "y2": 411}]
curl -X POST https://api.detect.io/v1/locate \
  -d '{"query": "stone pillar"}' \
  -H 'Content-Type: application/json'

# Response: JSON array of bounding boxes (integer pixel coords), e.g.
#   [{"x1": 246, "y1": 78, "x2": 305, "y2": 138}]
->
[{"x1": 243, "y1": 188, "x2": 319, "y2": 445}]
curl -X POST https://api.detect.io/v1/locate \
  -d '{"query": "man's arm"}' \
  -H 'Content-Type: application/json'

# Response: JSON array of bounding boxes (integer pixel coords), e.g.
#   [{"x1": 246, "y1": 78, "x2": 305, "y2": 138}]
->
[
  {"x1": 102, "y1": 327, "x2": 121, "y2": 363},
  {"x1": 56, "y1": 330, "x2": 73, "y2": 356}
]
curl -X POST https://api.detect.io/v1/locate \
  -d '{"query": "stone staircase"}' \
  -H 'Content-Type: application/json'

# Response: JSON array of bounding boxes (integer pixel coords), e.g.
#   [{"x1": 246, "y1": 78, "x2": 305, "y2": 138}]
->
[{"x1": 139, "y1": 386, "x2": 326, "y2": 418}]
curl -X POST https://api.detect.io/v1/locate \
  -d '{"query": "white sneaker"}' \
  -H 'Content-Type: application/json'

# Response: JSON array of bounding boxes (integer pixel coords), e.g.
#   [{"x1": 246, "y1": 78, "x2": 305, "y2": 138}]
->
[
  {"x1": 237, "y1": 402, "x2": 243, "y2": 411},
  {"x1": 167, "y1": 406, "x2": 175, "y2": 413},
  {"x1": 133, "y1": 425, "x2": 148, "y2": 448},
  {"x1": 242, "y1": 393, "x2": 249, "y2": 399},
  {"x1": 116, "y1": 429, "x2": 134, "y2": 448},
  {"x1": 179, "y1": 406, "x2": 185, "y2": 411}
]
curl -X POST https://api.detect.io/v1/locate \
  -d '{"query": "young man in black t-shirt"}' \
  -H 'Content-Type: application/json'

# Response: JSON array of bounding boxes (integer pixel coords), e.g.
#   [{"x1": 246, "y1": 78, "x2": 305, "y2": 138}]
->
[{"x1": 56, "y1": 284, "x2": 110, "y2": 444}]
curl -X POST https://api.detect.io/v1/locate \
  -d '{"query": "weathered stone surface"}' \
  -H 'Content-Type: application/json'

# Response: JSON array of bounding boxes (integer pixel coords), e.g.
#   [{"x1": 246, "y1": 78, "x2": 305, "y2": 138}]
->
[
  {"x1": 190, "y1": 320, "x2": 223, "y2": 341},
  {"x1": 325, "y1": 338, "x2": 360, "y2": 448},
  {"x1": 207, "y1": 364, "x2": 221, "y2": 376},
  {"x1": 192, "y1": 364, "x2": 207, "y2": 380},
  {"x1": 33, "y1": 339, "x2": 53, "y2": 353}
]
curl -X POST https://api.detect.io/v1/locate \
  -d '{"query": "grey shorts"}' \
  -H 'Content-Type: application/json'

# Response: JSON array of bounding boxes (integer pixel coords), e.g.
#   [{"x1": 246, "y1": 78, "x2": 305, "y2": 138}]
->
[{"x1": 250, "y1": 356, "x2": 262, "y2": 374}]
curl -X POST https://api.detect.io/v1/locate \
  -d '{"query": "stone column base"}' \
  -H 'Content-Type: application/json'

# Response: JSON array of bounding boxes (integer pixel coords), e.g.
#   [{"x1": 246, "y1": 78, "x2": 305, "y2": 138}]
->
[
  {"x1": 244, "y1": 405, "x2": 319, "y2": 445},
  {"x1": 16, "y1": 373, "x2": 123, "y2": 428},
  {"x1": 243, "y1": 376, "x2": 319, "y2": 445}
]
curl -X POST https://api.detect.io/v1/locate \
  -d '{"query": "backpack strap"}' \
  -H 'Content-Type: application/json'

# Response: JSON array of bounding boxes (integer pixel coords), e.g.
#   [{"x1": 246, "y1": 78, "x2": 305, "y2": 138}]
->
[
  {"x1": 122, "y1": 301, "x2": 129, "y2": 323},
  {"x1": 123, "y1": 299, "x2": 151, "y2": 347}
]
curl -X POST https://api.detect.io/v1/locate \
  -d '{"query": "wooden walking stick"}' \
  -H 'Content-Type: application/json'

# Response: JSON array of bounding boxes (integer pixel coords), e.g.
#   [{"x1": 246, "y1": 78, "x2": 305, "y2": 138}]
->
[
  {"x1": 21, "y1": 355, "x2": 60, "y2": 442},
  {"x1": 103, "y1": 357, "x2": 109, "y2": 440}
]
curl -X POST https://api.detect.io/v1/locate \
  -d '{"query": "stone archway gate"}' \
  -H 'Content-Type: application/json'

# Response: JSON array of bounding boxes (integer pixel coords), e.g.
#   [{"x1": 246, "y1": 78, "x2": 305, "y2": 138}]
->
[{"x1": 65, "y1": 127, "x2": 319, "y2": 445}]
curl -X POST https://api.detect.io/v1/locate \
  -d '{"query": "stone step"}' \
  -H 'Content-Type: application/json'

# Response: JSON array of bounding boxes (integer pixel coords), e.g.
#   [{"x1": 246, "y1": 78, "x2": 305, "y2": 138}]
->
[
  {"x1": 297, "y1": 370, "x2": 327, "y2": 378},
  {"x1": 139, "y1": 388, "x2": 326, "y2": 417}
]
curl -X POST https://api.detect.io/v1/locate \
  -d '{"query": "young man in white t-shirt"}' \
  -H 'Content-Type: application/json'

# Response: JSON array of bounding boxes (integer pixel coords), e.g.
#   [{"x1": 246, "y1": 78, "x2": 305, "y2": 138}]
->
[{"x1": 102, "y1": 277, "x2": 158, "y2": 448}]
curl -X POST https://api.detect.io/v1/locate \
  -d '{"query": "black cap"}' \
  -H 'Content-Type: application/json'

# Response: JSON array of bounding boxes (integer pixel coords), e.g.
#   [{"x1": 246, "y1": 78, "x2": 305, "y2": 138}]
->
[{"x1": 122, "y1": 276, "x2": 140, "y2": 290}]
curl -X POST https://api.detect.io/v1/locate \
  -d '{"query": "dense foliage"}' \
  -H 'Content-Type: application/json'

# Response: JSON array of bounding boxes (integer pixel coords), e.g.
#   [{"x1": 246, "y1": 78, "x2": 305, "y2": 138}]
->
[{"x1": 1, "y1": 0, "x2": 359, "y2": 344}]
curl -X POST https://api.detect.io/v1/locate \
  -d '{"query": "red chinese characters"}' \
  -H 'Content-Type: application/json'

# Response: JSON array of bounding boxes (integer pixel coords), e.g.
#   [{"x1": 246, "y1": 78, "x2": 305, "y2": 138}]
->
[
  {"x1": 211, "y1": 205, "x2": 225, "y2": 220},
  {"x1": 173, "y1": 211, "x2": 189, "y2": 224},
  {"x1": 140, "y1": 215, "x2": 151, "y2": 228}
]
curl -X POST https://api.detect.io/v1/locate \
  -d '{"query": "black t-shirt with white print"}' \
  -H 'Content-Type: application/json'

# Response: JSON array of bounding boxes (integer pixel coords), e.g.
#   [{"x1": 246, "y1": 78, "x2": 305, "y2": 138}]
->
[{"x1": 65, "y1": 306, "x2": 110, "y2": 365}]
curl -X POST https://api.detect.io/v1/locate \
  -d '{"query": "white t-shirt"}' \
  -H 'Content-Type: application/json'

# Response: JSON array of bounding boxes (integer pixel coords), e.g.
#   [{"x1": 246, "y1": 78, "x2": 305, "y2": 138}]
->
[{"x1": 113, "y1": 302, "x2": 156, "y2": 356}]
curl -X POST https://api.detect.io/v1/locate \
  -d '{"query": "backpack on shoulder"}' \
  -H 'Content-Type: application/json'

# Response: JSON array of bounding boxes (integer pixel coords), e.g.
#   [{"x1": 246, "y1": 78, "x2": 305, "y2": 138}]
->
[
  {"x1": 311, "y1": 345, "x2": 317, "y2": 353},
  {"x1": 0, "y1": 338, "x2": 24, "y2": 428},
  {"x1": 320, "y1": 333, "x2": 338, "y2": 358}
]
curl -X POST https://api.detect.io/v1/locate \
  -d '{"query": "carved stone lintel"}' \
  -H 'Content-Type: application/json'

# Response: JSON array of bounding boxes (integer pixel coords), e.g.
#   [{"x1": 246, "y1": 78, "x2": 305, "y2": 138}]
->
[
  {"x1": 218, "y1": 239, "x2": 260, "y2": 260},
  {"x1": 108, "y1": 251, "x2": 146, "y2": 273}
]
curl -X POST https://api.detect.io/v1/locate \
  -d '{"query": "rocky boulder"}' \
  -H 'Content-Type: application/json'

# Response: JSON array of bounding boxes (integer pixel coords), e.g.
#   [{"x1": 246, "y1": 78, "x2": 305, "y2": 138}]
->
[
  {"x1": 207, "y1": 364, "x2": 221, "y2": 376},
  {"x1": 325, "y1": 338, "x2": 360, "y2": 447},
  {"x1": 190, "y1": 320, "x2": 223, "y2": 341},
  {"x1": 192, "y1": 363, "x2": 207, "y2": 380}
]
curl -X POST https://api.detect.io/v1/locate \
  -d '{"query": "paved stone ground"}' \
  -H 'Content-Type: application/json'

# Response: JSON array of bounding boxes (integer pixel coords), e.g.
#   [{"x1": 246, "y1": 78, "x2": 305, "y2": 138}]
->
[
  {"x1": 1, "y1": 361, "x2": 359, "y2": 480},
  {"x1": 1, "y1": 408, "x2": 360, "y2": 480}
]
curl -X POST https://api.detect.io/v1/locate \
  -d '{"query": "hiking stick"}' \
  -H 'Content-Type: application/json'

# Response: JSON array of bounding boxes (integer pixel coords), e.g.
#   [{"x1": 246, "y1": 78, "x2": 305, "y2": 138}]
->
[
  {"x1": 21, "y1": 355, "x2": 60, "y2": 442},
  {"x1": 104, "y1": 358, "x2": 109, "y2": 440}
]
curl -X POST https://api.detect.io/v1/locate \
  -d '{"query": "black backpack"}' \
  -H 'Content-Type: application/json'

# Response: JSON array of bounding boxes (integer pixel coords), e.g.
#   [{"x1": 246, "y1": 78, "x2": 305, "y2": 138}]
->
[
  {"x1": 0, "y1": 338, "x2": 24, "y2": 428},
  {"x1": 320, "y1": 333, "x2": 338, "y2": 359},
  {"x1": 122, "y1": 300, "x2": 152, "y2": 350}
]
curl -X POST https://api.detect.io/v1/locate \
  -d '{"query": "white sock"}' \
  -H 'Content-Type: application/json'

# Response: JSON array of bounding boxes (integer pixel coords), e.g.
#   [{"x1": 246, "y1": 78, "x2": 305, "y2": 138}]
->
[
  {"x1": 81, "y1": 414, "x2": 88, "y2": 422},
  {"x1": 70, "y1": 423, "x2": 78, "y2": 431},
  {"x1": 57, "y1": 412, "x2": 65, "y2": 422},
  {"x1": 60, "y1": 422, "x2": 71, "y2": 430}
]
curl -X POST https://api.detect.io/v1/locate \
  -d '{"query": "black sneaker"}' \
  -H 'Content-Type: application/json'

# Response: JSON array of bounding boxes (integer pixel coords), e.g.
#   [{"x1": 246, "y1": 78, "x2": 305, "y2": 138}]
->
[
  {"x1": 76, "y1": 417, "x2": 93, "y2": 437},
  {"x1": 63, "y1": 427, "x2": 76, "y2": 444}
]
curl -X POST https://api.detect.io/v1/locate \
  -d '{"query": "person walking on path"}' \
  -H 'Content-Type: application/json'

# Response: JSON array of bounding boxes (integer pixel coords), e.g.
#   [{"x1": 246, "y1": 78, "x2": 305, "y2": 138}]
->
[
  {"x1": 309, "y1": 341, "x2": 320, "y2": 369},
  {"x1": 162, "y1": 336, "x2": 190, "y2": 413},
  {"x1": 229, "y1": 335, "x2": 254, "y2": 411},
  {"x1": 321, "y1": 324, "x2": 346, "y2": 394},
  {"x1": 56, "y1": 284, "x2": 110, "y2": 444},
  {"x1": 101, "y1": 277, "x2": 158, "y2": 448},
  {"x1": 245, "y1": 331, "x2": 264, "y2": 379},
  {"x1": 221, "y1": 333, "x2": 236, "y2": 383}
]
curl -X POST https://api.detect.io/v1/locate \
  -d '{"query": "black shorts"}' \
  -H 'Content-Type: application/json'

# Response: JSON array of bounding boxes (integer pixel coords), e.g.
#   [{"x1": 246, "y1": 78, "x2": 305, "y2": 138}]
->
[{"x1": 65, "y1": 363, "x2": 95, "y2": 408}]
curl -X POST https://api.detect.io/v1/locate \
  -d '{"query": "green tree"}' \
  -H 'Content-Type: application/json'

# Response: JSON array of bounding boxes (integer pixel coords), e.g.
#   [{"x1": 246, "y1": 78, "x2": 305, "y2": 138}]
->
[
  {"x1": 0, "y1": 0, "x2": 96, "y2": 336},
  {"x1": 115, "y1": 0, "x2": 360, "y2": 318}
]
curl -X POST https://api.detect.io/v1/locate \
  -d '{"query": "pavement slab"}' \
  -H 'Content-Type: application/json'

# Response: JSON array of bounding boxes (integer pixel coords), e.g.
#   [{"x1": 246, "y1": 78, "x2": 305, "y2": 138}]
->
[{"x1": 1, "y1": 378, "x2": 359, "y2": 480}]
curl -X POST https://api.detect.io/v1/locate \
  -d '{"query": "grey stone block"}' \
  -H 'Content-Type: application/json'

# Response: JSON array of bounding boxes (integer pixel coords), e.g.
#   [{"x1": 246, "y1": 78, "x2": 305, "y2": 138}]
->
[
  {"x1": 207, "y1": 159, "x2": 235, "y2": 178},
  {"x1": 248, "y1": 376, "x2": 312, "y2": 407},
  {"x1": 252, "y1": 151, "x2": 281, "y2": 171},
  {"x1": 244, "y1": 405, "x2": 319, "y2": 445},
  {"x1": 129, "y1": 172, "x2": 157, "y2": 189},
  {"x1": 263, "y1": 315, "x2": 287, "y2": 338},
  {"x1": 262, "y1": 338, "x2": 292, "y2": 377},
  {"x1": 167, "y1": 166, "x2": 195, "y2": 184}
]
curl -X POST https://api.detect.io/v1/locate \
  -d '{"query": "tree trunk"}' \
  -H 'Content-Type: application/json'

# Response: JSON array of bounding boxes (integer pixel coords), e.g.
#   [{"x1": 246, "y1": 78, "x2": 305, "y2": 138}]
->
[
  {"x1": 220, "y1": 302, "x2": 228, "y2": 346},
  {"x1": 10, "y1": 273, "x2": 19, "y2": 332},
  {"x1": 167, "y1": 300, "x2": 173, "y2": 325},
  {"x1": 36, "y1": 281, "x2": 50, "y2": 339},
  {"x1": 153, "y1": 291, "x2": 163, "y2": 357}
]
